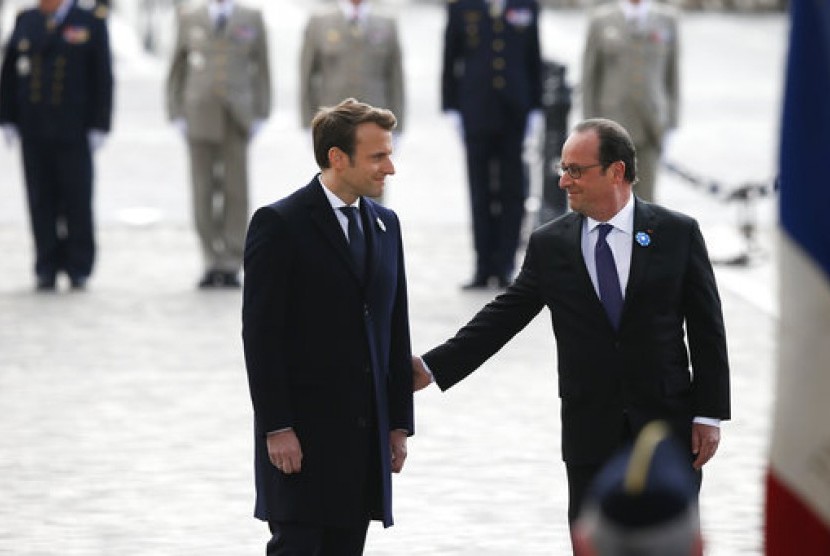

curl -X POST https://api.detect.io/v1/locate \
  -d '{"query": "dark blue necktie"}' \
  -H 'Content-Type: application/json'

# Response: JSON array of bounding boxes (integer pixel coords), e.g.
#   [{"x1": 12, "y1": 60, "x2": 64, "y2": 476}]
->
[
  {"x1": 340, "y1": 207, "x2": 366, "y2": 280},
  {"x1": 595, "y1": 223, "x2": 623, "y2": 329}
]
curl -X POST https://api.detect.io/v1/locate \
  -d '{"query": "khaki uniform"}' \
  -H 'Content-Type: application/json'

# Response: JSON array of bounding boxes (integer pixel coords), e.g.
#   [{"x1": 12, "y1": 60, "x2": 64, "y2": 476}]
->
[
  {"x1": 166, "y1": 2, "x2": 271, "y2": 274},
  {"x1": 299, "y1": 4, "x2": 405, "y2": 130},
  {"x1": 582, "y1": 2, "x2": 680, "y2": 202}
]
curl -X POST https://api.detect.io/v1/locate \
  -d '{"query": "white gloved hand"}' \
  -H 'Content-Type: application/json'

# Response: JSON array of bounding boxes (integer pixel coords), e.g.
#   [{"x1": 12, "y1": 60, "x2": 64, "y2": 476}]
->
[
  {"x1": 88, "y1": 129, "x2": 108, "y2": 151},
  {"x1": 249, "y1": 119, "x2": 265, "y2": 140},
  {"x1": 524, "y1": 109, "x2": 545, "y2": 141},
  {"x1": 173, "y1": 118, "x2": 188, "y2": 139},
  {"x1": 662, "y1": 129, "x2": 676, "y2": 158},
  {"x1": 444, "y1": 110, "x2": 463, "y2": 139},
  {"x1": 2, "y1": 124, "x2": 19, "y2": 147}
]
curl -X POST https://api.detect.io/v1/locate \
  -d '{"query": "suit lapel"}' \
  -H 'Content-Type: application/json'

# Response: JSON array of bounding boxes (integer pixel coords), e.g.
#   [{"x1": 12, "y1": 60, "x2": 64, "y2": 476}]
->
[
  {"x1": 624, "y1": 199, "x2": 658, "y2": 310},
  {"x1": 362, "y1": 200, "x2": 384, "y2": 287},
  {"x1": 306, "y1": 180, "x2": 357, "y2": 278}
]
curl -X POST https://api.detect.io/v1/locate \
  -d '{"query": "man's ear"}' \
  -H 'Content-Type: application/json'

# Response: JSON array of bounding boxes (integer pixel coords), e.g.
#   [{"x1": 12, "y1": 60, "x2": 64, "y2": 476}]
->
[{"x1": 328, "y1": 147, "x2": 346, "y2": 169}]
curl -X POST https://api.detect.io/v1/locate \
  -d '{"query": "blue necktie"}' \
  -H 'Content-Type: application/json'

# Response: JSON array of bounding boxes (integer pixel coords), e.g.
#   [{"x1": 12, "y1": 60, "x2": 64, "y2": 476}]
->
[
  {"x1": 340, "y1": 207, "x2": 366, "y2": 280},
  {"x1": 595, "y1": 223, "x2": 623, "y2": 329}
]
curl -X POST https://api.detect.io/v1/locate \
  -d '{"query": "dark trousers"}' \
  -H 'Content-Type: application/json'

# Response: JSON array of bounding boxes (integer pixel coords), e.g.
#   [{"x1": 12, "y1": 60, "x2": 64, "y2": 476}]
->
[
  {"x1": 266, "y1": 520, "x2": 370, "y2": 556},
  {"x1": 20, "y1": 134, "x2": 94, "y2": 280},
  {"x1": 463, "y1": 124, "x2": 527, "y2": 281}
]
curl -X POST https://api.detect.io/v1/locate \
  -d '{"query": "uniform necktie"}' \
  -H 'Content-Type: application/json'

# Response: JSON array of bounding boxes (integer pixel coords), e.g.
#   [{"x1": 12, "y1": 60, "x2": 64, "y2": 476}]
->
[
  {"x1": 596, "y1": 223, "x2": 623, "y2": 329},
  {"x1": 340, "y1": 207, "x2": 367, "y2": 280},
  {"x1": 215, "y1": 13, "x2": 227, "y2": 34}
]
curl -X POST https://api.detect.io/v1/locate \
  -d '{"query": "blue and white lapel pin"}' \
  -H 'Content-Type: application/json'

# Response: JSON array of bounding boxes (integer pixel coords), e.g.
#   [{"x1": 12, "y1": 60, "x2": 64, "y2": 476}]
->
[{"x1": 635, "y1": 230, "x2": 652, "y2": 247}]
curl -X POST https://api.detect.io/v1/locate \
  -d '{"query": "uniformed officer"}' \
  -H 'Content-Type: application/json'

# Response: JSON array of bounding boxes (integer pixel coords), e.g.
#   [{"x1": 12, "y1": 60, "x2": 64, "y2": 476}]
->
[
  {"x1": 166, "y1": 0, "x2": 272, "y2": 289},
  {"x1": 582, "y1": 0, "x2": 680, "y2": 203},
  {"x1": 441, "y1": 0, "x2": 543, "y2": 289},
  {"x1": 299, "y1": 0, "x2": 405, "y2": 133},
  {"x1": 0, "y1": 0, "x2": 113, "y2": 291},
  {"x1": 573, "y1": 421, "x2": 704, "y2": 556}
]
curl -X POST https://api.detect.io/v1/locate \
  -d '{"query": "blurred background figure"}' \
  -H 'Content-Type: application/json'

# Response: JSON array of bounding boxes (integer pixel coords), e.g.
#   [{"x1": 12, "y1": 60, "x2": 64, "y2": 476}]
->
[
  {"x1": 0, "y1": 0, "x2": 113, "y2": 291},
  {"x1": 299, "y1": 0, "x2": 405, "y2": 146},
  {"x1": 441, "y1": 0, "x2": 543, "y2": 290},
  {"x1": 165, "y1": 0, "x2": 271, "y2": 289},
  {"x1": 581, "y1": 0, "x2": 680, "y2": 203},
  {"x1": 573, "y1": 421, "x2": 704, "y2": 556}
]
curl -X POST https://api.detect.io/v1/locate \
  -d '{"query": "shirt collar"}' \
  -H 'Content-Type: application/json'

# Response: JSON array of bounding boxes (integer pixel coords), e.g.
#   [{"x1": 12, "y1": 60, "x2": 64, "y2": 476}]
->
[
  {"x1": 209, "y1": 0, "x2": 235, "y2": 20},
  {"x1": 318, "y1": 175, "x2": 361, "y2": 210},
  {"x1": 620, "y1": 0, "x2": 650, "y2": 23},
  {"x1": 586, "y1": 194, "x2": 635, "y2": 235},
  {"x1": 339, "y1": 0, "x2": 370, "y2": 23},
  {"x1": 51, "y1": 0, "x2": 74, "y2": 25}
]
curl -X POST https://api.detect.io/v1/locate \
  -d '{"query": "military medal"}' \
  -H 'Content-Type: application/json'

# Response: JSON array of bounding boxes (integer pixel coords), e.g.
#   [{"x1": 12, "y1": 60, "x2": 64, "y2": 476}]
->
[
  {"x1": 16, "y1": 55, "x2": 31, "y2": 76},
  {"x1": 188, "y1": 51, "x2": 206, "y2": 69}
]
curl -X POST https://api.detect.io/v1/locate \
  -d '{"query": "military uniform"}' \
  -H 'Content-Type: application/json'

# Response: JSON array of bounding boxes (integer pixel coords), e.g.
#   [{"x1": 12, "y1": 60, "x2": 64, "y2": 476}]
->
[
  {"x1": 0, "y1": 0, "x2": 113, "y2": 289},
  {"x1": 582, "y1": 0, "x2": 680, "y2": 202},
  {"x1": 166, "y1": 0, "x2": 271, "y2": 286},
  {"x1": 299, "y1": 1, "x2": 405, "y2": 131},
  {"x1": 441, "y1": 0, "x2": 542, "y2": 287}
]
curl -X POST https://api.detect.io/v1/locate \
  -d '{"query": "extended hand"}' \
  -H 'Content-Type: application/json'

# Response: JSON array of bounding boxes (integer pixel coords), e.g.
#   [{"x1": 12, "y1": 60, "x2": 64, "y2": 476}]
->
[
  {"x1": 691, "y1": 422, "x2": 720, "y2": 469},
  {"x1": 267, "y1": 429, "x2": 303, "y2": 474},
  {"x1": 412, "y1": 356, "x2": 433, "y2": 392},
  {"x1": 390, "y1": 430, "x2": 408, "y2": 473}
]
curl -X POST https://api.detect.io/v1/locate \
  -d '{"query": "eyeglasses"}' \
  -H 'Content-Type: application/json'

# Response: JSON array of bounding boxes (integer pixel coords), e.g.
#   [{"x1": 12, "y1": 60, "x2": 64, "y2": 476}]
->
[{"x1": 555, "y1": 163, "x2": 602, "y2": 179}]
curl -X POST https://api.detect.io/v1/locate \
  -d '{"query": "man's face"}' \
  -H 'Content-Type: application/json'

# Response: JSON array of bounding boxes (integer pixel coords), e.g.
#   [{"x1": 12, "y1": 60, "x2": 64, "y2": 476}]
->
[
  {"x1": 338, "y1": 123, "x2": 395, "y2": 200},
  {"x1": 558, "y1": 130, "x2": 624, "y2": 221},
  {"x1": 39, "y1": 0, "x2": 62, "y2": 14}
]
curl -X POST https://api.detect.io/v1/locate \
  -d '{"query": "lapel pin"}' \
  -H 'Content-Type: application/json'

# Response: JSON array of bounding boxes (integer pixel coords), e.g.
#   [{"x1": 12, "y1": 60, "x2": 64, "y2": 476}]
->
[
  {"x1": 635, "y1": 231, "x2": 652, "y2": 247},
  {"x1": 376, "y1": 217, "x2": 386, "y2": 232}
]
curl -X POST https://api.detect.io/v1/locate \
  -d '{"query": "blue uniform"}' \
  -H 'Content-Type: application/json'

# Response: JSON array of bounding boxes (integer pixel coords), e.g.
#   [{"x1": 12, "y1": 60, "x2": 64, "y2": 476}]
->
[
  {"x1": 441, "y1": 0, "x2": 542, "y2": 284},
  {"x1": 0, "y1": 1, "x2": 113, "y2": 287}
]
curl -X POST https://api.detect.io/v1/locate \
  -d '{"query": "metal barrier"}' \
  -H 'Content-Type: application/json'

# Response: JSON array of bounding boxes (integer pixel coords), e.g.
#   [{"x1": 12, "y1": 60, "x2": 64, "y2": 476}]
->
[{"x1": 662, "y1": 159, "x2": 778, "y2": 266}]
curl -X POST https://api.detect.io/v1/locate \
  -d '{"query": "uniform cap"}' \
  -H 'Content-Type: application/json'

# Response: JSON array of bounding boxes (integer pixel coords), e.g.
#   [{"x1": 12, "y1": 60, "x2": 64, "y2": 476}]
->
[{"x1": 586, "y1": 421, "x2": 698, "y2": 529}]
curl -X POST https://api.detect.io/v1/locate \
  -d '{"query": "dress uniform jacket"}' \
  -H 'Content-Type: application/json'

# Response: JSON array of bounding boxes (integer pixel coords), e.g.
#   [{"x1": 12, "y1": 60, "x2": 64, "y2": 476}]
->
[
  {"x1": 166, "y1": 3, "x2": 271, "y2": 142},
  {"x1": 0, "y1": 3, "x2": 112, "y2": 140},
  {"x1": 0, "y1": 1, "x2": 113, "y2": 283},
  {"x1": 582, "y1": 2, "x2": 679, "y2": 148},
  {"x1": 300, "y1": 4, "x2": 405, "y2": 131},
  {"x1": 441, "y1": 0, "x2": 542, "y2": 134},
  {"x1": 242, "y1": 179, "x2": 414, "y2": 528}
]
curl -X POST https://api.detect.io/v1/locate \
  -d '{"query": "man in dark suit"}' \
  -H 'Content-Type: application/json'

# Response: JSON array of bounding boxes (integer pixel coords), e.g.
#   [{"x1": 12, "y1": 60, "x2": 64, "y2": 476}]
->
[
  {"x1": 0, "y1": 0, "x2": 113, "y2": 291},
  {"x1": 441, "y1": 0, "x2": 543, "y2": 289},
  {"x1": 242, "y1": 98, "x2": 414, "y2": 555},
  {"x1": 413, "y1": 118, "x2": 730, "y2": 545}
]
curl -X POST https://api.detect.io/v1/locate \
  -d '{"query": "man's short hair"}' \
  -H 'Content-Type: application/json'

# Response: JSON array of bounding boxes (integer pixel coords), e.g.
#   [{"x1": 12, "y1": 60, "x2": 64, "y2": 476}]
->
[
  {"x1": 574, "y1": 118, "x2": 638, "y2": 185},
  {"x1": 311, "y1": 98, "x2": 397, "y2": 169}
]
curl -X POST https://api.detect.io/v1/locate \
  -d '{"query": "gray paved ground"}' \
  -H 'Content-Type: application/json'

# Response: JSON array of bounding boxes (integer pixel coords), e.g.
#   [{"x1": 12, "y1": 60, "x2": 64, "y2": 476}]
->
[{"x1": 0, "y1": 2, "x2": 784, "y2": 554}]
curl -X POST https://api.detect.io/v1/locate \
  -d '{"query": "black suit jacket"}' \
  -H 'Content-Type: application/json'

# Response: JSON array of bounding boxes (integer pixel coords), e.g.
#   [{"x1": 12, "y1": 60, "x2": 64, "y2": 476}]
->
[
  {"x1": 242, "y1": 178, "x2": 414, "y2": 528},
  {"x1": 424, "y1": 199, "x2": 730, "y2": 465}
]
